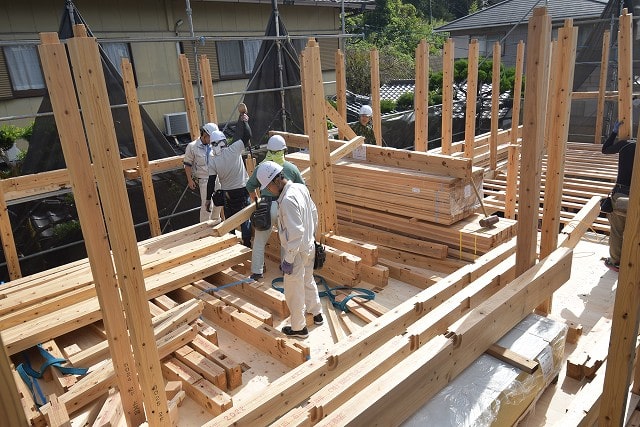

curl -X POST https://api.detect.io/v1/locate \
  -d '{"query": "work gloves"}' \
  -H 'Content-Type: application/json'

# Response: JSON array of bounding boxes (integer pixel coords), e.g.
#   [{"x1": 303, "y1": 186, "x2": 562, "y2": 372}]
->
[
  {"x1": 281, "y1": 261, "x2": 294, "y2": 275},
  {"x1": 613, "y1": 121, "x2": 623, "y2": 133}
]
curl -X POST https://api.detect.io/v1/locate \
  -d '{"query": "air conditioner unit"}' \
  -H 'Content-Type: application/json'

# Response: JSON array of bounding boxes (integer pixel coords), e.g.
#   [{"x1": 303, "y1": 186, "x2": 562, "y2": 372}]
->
[{"x1": 164, "y1": 112, "x2": 190, "y2": 136}]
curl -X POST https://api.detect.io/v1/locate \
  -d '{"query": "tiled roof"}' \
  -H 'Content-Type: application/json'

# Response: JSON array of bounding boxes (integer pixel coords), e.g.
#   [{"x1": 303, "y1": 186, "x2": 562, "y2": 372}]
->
[
  {"x1": 207, "y1": 0, "x2": 376, "y2": 9},
  {"x1": 436, "y1": 0, "x2": 608, "y2": 32},
  {"x1": 380, "y1": 80, "x2": 415, "y2": 102}
]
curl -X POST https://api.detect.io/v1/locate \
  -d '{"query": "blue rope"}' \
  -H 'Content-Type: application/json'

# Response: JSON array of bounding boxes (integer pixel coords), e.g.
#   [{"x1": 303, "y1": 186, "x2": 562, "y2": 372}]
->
[
  {"x1": 271, "y1": 275, "x2": 375, "y2": 313},
  {"x1": 197, "y1": 278, "x2": 253, "y2": 298}
]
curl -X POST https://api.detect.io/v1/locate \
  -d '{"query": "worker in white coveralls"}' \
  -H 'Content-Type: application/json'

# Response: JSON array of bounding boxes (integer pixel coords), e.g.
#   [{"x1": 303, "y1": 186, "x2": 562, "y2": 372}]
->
[
  {"x1": 183, "y1": 122, "x2": 223, "y2": 224},
  {"x1": 256, "y1": 161, "x2": 324, "y2": 338},
  {"x1": 245, "y1": 135, "x2": 305, "y2": 281}
]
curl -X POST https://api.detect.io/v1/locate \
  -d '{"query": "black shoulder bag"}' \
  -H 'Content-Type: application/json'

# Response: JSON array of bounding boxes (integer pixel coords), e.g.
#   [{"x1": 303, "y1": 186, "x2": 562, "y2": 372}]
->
[
  {"x1": 314, "y1": 241, "x2": 326, "y2": 270},
  {"x1": 251, "y1": 197, "x2": 272, "y2": 231}
]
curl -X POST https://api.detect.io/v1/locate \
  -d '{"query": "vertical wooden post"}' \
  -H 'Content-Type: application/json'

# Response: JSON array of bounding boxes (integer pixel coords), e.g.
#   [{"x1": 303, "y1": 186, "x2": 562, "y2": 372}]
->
[
  {"x1": 617, "y1": 9, "x2": 633, "y2": 140},
  {"x1": 515, "y1": 7, "x2": 551, "y2": 276},
  {"x1": 335, "y1": 49, "x2": 347, "y2": 140},
  {"x1": 0, "y1": 186, "x2": 20, "y2": 280},
  {"x1": 441, "y1": 38, "x2": 454, "y2": 155},
  {"x1": 414, "y1": 39, "x2": 430, "y2": 152},
  {"x1": 511, "y1": 40, "x2": 525, "y2": 147},
  {"x1": 67, "y1": 29, "x2": 170, "y2": 426},
  {"x1": 300, "y1": 47, "x2": 310, "y2": 134},
  {"x1": 537, "y1": 19, "x2": 578, "y2": 315},
  {"x1": 178, "y1": 54, "x2": 201, "y2": 141},
  {"x1": 544, "y1": 40, "x2": 558, "y2": 150},
  {"x1": 464, "y1": 39, "x2": 479, "y2": 160},
  {"x1": 199, "y1": 55, "x2": 218, "y2": 124},
  {"x1": 121, "y1": 58, "x2": 162, "y2": 237},
  {"x1": 302, "y1": 40, "x2": 337, "y2": 237},
  {"x1": 370, "y1": 48, "x2": 383, "y2": 147},
  {"x1": 504, "y1": 144, "x2": 519, "y2": 219},
  {"x1": 0, "y1": 334, "x2": 28, "y2": 426},
  {"x1": 38, "y1": 31, "x2": 147, "y2": 426},
  {"x1": 594, "y1": 31, "x2": 611, "y2": 143},
  {"x1": 599, "y1": 105, "x2": 640, "y2": 427},
  {"x1": 490, "y1": 41, "x2": 501, "y2": 170}
]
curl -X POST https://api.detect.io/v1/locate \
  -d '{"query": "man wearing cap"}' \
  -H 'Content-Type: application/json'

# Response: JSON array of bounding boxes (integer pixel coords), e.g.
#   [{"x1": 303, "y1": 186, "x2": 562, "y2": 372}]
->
[
  {"x1": 208, "y1": 114, "x2": 253, "y2": 247},
  {"x1": 245, "y1": 135, "x2": 305, "y2": 281},
  {"x1": 183, "y1": 123, "x2": 222, "y2": 223},
  {"x1": 256, "y1": 160, "x2": 324, "y2": 338},
  {"x1": 350, "y1": 104, "x2": 376, "y2": 145}
]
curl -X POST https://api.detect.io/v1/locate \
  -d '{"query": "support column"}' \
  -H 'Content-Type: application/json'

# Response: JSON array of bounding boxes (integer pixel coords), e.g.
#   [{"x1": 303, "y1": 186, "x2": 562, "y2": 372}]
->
[
  {"x1": 464, "y1": 39, "x2": 479, "y2": 160},
  {"x1": 490, "y1": 41, "x2": 501, "y2": 170},
  {"x1": 511, "y1": 40, "x2": 525, "y2": 147},
  {"x1": 370, "y1": 48, "x2": 382, "y2": 146},
  {"x1": 594, "y1": 30, "x2": 611, "y2": 143},
  {"x1": 335, "y1": 49, "x2": 347, "y2": 140},
  {"x1": 617, "y1": 9, "x2": 633, "y2": 140},
  {"x1": 441, "y1": 38, "x2": 454, "y2": 155},
  {"x1": 179, "y1": 54, "x2": 201, "y2": 140},
  {"x1": 200, "y1": 54, "x2": 218, "y2": 124},
  {"x1": 414, "y1": 39, "x2": 430, "y2": 152}
]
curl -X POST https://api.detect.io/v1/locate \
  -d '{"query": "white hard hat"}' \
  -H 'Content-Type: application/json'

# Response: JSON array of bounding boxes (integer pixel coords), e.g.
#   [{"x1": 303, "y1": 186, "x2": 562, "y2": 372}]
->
[
  {"x1": 359, "y1": 105, "x2": 373, "y2": 116},
  {"x1": 257, "y1": 160, "x2": 284, "y2": 190},
  {"x1": 210, "y1": 130, "x2": 227, "y2": 144},
  {"x1": 267, "y1": 135, "x2": 287, "y2": 151},
  {"x1": 202, "y1": 122, "x2": 218, "y2": 135}
]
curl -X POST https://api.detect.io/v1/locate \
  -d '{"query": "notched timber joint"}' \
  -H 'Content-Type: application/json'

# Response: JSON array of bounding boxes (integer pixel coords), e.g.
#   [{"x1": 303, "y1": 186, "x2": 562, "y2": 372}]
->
[
  {"x1": 326, "y1": 355, "x2": 339, "y2": 370},
  {"x1": 445, "y1": 330, "x2": 461, "y2": 348}
]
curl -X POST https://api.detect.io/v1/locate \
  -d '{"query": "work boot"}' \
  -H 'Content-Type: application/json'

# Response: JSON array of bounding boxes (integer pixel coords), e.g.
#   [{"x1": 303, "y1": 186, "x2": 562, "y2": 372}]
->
[
  {"x1": 250, "y1": 273, "x2": 263, "y2": 281},
  {"x1": 313, "y1": 314, "x2": 324, "y2": 325},
  {"x1": 282, "y1": 326, "x2": 308, "y2": 338}
]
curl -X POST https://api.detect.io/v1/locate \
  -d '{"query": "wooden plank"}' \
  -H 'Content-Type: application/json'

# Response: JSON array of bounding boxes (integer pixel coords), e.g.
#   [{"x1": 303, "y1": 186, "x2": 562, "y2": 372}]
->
[
  {"x1": 490, "y1": 41, "x2": 501, "y2": 170},
  {"x1": 594, "y1": 30, "x2": 610, "y2": 143},
  {"x1": 199, "y1": 54, "x2": 218, "y2": 124},
  {"x1": 174, "y1": 346, "x2": 227, "y2": 390},
  {"x1": 178, "y1": 53, "x2": 200, "y2": 140},
  {"x1": 370, "y1": 48, "x2": 382, "y2": 147},
  {"x1": 92, "y1": 388, "x2": 122, "y2": 427},
  {"x1": 189, "y1": 334, "x2": 243, "y2": 390},
  {"x1": 515, "y1": 7, "x2": 551, "y2": 277},
  {"x1": 441, "y1": 38, "x2": 454, "y2": 154},
  {"x1": 414, "y1": 39, "x2": 429, "y2": 152},
  {"x1": 335, "y1": 49, "x2": 347, "y2": 140},
  {"x1": 486, "y1": 343, "x2": 539, "y2": 374},
  {"x1": 38, "y1": 31, "x2": 147, "y2": 426},
  {"x1": 0, "y1": 187, "x2": 21, "y2": 279},
  {"x1": 511, "y1": 41, "x2": 525, "y2": 147},
  {"x1": 121, "y1": 58, "x2": 161, "y2": 237},
  {"x1": 41, "y1": 394, "x2": 71, "y2": 427},
  {"x1": 0, "y1": 334, "x2": 29, "y2": 426}
]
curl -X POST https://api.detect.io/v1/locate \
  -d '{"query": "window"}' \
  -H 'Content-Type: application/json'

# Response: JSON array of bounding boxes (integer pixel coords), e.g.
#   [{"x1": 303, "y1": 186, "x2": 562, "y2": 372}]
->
[
  {"x1": 472, "y1": 35, "x2": 505, "y2": 57},
  {"x1": 101, "y1": 42, "x2": 132, "y2": 77},
  {"x1": 216, "y1": 40, "x2": 262, "y2": 78},
  {"x1": 2, "y1": 44, "x2": 45, "y2": 97}
]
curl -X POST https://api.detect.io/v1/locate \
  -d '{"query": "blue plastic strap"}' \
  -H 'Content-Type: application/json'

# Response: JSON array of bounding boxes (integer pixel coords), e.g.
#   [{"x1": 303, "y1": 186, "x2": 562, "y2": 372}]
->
[
  {"x1": 35, "y1": 344, "x2": 88, "y2": 377},
  {"x1": 197, "y1": 278, "x2": 253, "y2": 298},
  {"x1": 17, "y1": 363, "x2": 47, "y2": 408}
]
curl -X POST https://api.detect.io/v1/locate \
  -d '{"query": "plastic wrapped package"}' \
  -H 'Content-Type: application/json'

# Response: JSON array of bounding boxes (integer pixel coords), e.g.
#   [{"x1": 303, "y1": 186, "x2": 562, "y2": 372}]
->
[{"x1": 404, "y1": 314, "x2": 568, "y2": 426}]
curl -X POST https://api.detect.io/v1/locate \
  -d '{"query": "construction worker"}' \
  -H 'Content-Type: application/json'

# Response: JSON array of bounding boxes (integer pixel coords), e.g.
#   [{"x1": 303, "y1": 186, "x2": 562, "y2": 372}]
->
[
  {"x1": 350, "y1": 104, "x2": 376, "y2": 145},
  {"x1": 183, "y1": 122, "x2": 222, "y2": 224},
  {"x1": 256, "y1": 160, "x2": 324, "y2": 338},
  {"x1": 208, "y1": 116, "x2": 253, "y2": 247},
  {"x1": 245, "y1": 135, "x2": 305, "y2": 281},
  {"x1": 602, "y1": 120, "x2": 636, "y2": 272}
]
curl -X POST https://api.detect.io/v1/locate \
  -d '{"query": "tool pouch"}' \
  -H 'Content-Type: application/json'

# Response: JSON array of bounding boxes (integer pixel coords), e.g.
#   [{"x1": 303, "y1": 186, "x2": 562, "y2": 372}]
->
[
  {"x1": 213, "y1": 189, "x2": 225, "y2": 207},
  {"x1": 313, "y1": 241, "x2": 326, "y2": 270},
  {"x1": 251, "y1": 197, "x2": 272, "y2": 231},
  {"x1": 600, "y1": 196, "x2": 613, "y2": 213}
]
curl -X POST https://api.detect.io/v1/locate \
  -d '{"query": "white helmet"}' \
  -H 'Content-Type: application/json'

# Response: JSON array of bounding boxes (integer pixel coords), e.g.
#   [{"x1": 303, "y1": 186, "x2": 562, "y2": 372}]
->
[
  {"x1": 202, "y1": 122, "x2": 218, "y2": 136},
  {"x1": 359, "y1": 105, "x2": 373, "y2": 116},
  {"x1": 210, "y1": 130, "x2": 227, "y2": 145},
  {"x1": 267, "y1": 135, "x2": 287, "y2": 151},
  {"x1": 257, "y1": 160, "x2": 284, "y2": 190}
]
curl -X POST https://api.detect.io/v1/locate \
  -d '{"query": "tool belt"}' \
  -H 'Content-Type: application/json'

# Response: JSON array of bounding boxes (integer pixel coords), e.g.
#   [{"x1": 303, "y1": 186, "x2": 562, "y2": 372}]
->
[
  {"x1": 314, "y1": 241, "x2": 326, "y2": 270},
  {"x1": 612, "y1": 183, "x2": 631, "y2": 196},
  {"x1": 251, "y1": 197, "x2": 273, "y2": 231}
]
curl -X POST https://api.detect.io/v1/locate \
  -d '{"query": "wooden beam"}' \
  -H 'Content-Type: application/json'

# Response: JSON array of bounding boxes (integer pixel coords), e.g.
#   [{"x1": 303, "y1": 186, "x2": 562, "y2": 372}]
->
[
  {"x1": 594, "y1": 30, "x2": 611, "y2": 143},
  {"x1": 178, "y1": 54, "x2": 200, "y2": 140},
  {"x1": 511, "y1": 40, "x2": 525, "y2": 147},
  {"x1": 370, "y1": 48, "x2": 382, "y2": 146},
  {"x1": 335, "y1": 49, "x2": 347, "y2": 141},
  {"x1": 441, "y1": 38, "x2": 454, "y2": 155},
  {"x1": 0, "y1": 186, "x2": 20, "y2": 279},
  {"x1": 504, "y1": 144, "x2": 519, "y2": 219},
  {"x1": 325, "y1": 101, "x2": 357, "y2": 140},
  {"x1": 617, "y1": 9, "x2": 633, "y2": 140},
  {"x1": 38, "y1": 31, "x2": 147, "y2": 426},
  {"x1": 538, "y1": 19, "x2": 577, "y2": 314},
  {"x1": 199, "y1": 54, "x2": 218, "y2": 124},
  {"x1": 67, "y1": 30, "x2": 170, "y2": 425},
  {"x1": 414, "y1": 39, "x2": 429, "y2": 152},
  {"x1": 0, "y1": 333, "x2": 28, "y2": 426},
  {"x1": 464, "y1": 39, "x2": 479, "y2": 160},
  {"x1": 515, "y1": 7, "x2": 551, "y2": 277},
  {"x1": 490, "y1": 41, "x2": 501, "y2": 170},
  {"x1": 121, "y1": 58, "x2": 162, "y2": 237}
]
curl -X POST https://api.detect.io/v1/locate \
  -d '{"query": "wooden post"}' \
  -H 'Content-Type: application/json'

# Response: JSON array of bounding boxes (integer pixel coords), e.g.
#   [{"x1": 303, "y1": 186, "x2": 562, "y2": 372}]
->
[
  {"x1": 414, "y1": 39, "x2": 429, "y2": 152},
  {"x1": 0, "y1": 187, "x2": 20, "y2": 280},
  {"x1": 302, "y1": 40, "x2": 338, "y2": 236},
  {"x1": 594, "y1": 31, "x2": 611, "y2": 143},
  {"x1": 178, "y1": 54, "x2": 201, "y2": 141},
  {"x1": 599, "y1": 101, "x2": 640, "y2": 427},
  {"x1": 490, "y1": 41, "x2": 501, "y2": 170},
  {"x1": 121, "y1": 58, "x2": 162, "y2": 237},
  {"x1": 515, "y1": 7, "x2": 551, "y2": 276},
  {"x1": 511, "y1": 41, "x2": 525, "y2": 147},
  {"x1": 441, "y1": 38, "x2": 454, "y2": 155},
  {"x1": 537, "y1": 19, "x2": 578, "y2": 315},
  {"x1": 544, "y1": 40, "x2": 558, "y2": 150},
  {"x1": 617, "y1": 9, "x2": 633, "y2": 140},
  {"x1": 504, "y1": 144, "x2": 519, "y2": 219},
  {"x1": 38, "y1": 32, "x2": 147, "y2": 426},
  {"x1": 464, "y1": 39, "x2": 479, "y2": 160},
  {"x1": 199, "y1": 55, "x2": 218, "y2": 124},
  {"x1": 370, "y1": 48, "x2": 383, "y2": 147},
  {"x1": 335, "y1": 49, "x2": 347, "y2": 140},
  {"x1": 67, "y1": 28, "x2": 170, "y2": 425},
  {"x1": 0, "y1": 334, "x2": 28, "y2": 426}
]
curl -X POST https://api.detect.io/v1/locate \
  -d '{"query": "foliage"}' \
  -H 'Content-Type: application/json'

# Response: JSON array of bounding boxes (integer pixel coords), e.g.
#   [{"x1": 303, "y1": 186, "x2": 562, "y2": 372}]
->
[
  {"x1": 380, "y1": 99, "x2": 396, "y2": 113},
  {"x1": 396, "y1": 92, "x2": 414, "y2": 111},
  {"x1": 0, "y1": 122, "x2": 33, "y2": 151},
  {"x1": 345, "y1": 43, "x2": 415, "y2": 95}
]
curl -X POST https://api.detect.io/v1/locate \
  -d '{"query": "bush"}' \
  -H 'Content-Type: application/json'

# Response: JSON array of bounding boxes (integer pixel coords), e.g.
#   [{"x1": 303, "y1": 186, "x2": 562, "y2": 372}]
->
[
  {"x1": 380, "y1": 99, "x2": 396, "y2": 114},
  {"x1": 396, "y1": 92, "x2": 414, "y2": 111}
]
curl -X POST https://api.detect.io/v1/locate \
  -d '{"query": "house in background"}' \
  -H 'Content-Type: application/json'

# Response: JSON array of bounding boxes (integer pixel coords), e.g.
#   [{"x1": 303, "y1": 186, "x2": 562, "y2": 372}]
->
[{"x1": 0, "y1": 0, "x2": 373, "y2": 135}]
